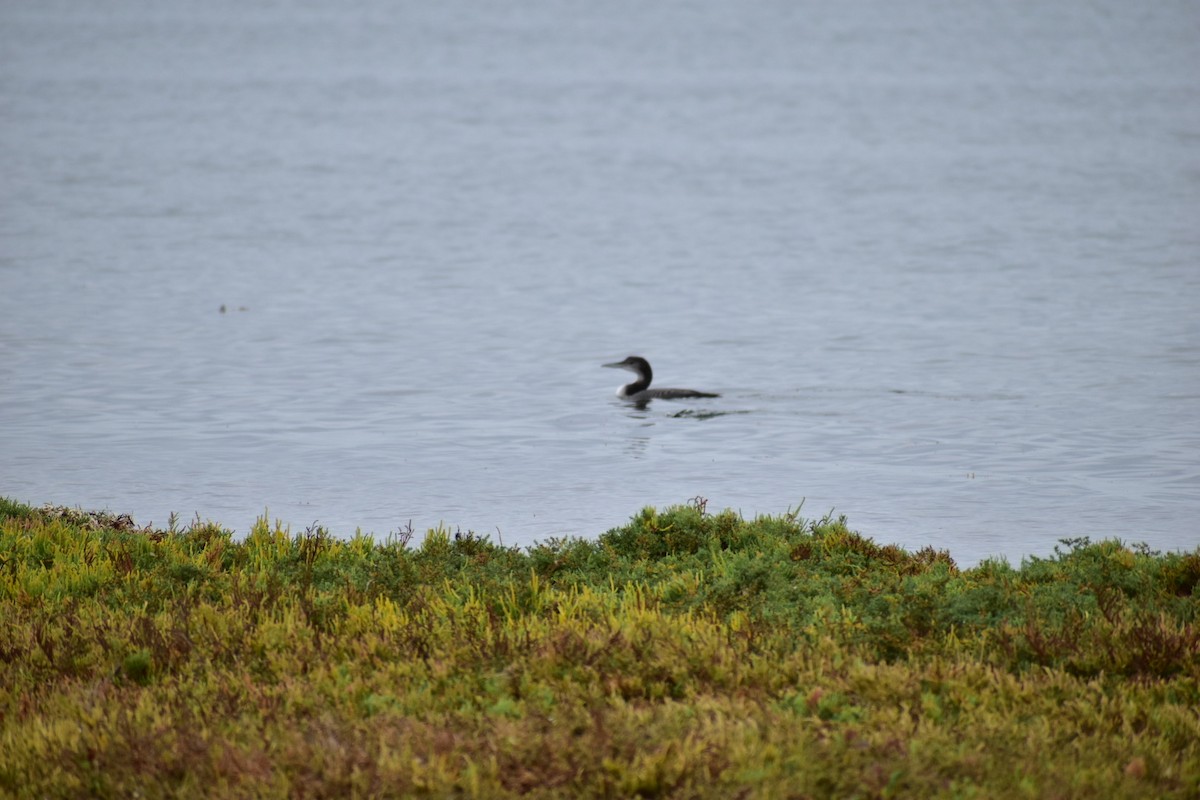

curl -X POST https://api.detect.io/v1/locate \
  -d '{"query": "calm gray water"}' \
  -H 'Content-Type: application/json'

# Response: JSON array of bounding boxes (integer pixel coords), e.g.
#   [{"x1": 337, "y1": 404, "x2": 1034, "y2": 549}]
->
[{"x1": 2, "y1": 0, "x2": 1198, "y2": 566}]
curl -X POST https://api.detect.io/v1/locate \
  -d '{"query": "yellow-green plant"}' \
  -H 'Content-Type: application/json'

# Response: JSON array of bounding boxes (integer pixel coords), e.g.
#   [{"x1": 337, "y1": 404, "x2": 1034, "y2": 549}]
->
[{"x1": 1, "y1": 497, "x2": 1196, "y2": 798}]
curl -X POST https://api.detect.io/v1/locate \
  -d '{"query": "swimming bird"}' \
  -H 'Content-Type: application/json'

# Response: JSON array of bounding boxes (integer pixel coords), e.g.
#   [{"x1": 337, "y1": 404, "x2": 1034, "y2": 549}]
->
[{"x1": 602, "y1": 356, "x2": 719, "y2": 405}]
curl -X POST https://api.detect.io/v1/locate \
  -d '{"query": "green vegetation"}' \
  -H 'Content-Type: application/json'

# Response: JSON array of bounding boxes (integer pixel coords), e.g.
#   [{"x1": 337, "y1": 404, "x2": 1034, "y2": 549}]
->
[{"x1": 1, "y1": 497, "x2": 1197, "y2": 799}]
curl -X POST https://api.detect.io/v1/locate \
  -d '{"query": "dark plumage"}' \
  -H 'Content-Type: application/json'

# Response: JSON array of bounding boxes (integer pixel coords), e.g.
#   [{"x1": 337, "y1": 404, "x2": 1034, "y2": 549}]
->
[{"x1": 602, "y1": 356, "x2": 719, "y2": 405}]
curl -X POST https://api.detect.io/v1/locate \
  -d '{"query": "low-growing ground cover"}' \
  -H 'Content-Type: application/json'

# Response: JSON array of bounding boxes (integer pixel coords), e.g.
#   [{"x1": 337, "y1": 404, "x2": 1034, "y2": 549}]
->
[{"x1": 1, "y1": 497, "x2": 1197, "y2": 798}]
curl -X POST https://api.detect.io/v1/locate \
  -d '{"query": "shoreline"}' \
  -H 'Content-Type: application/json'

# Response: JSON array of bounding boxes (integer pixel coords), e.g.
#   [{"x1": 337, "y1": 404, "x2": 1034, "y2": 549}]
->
[{"x1": 2, "y1": 497, "x2": 1197, "y2": 798}]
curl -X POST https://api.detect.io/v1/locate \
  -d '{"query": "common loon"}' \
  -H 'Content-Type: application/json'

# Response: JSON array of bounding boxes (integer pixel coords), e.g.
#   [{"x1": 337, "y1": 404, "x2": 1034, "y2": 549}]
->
[{"x1": 602, "y1": 356, "x2": 719, "y2": 404}]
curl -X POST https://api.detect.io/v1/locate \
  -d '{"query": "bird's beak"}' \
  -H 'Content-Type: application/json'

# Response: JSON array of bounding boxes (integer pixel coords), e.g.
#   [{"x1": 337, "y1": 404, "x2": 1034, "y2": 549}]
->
[{"x1": 602, "y1": 361, "x2": 623, "y2": 369}]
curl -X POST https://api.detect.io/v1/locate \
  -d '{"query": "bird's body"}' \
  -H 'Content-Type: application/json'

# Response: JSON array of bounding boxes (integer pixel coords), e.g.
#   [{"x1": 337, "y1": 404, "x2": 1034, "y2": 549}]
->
[{"x1": 602, "y1": 356, "x2": 719, "y2": 405}]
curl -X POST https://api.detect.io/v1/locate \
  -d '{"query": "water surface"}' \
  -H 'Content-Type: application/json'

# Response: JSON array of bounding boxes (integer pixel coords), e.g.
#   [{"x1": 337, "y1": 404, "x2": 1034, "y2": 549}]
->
[{"x1": 2, "y1": 0, "x2": 1198, "y2": 565}]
